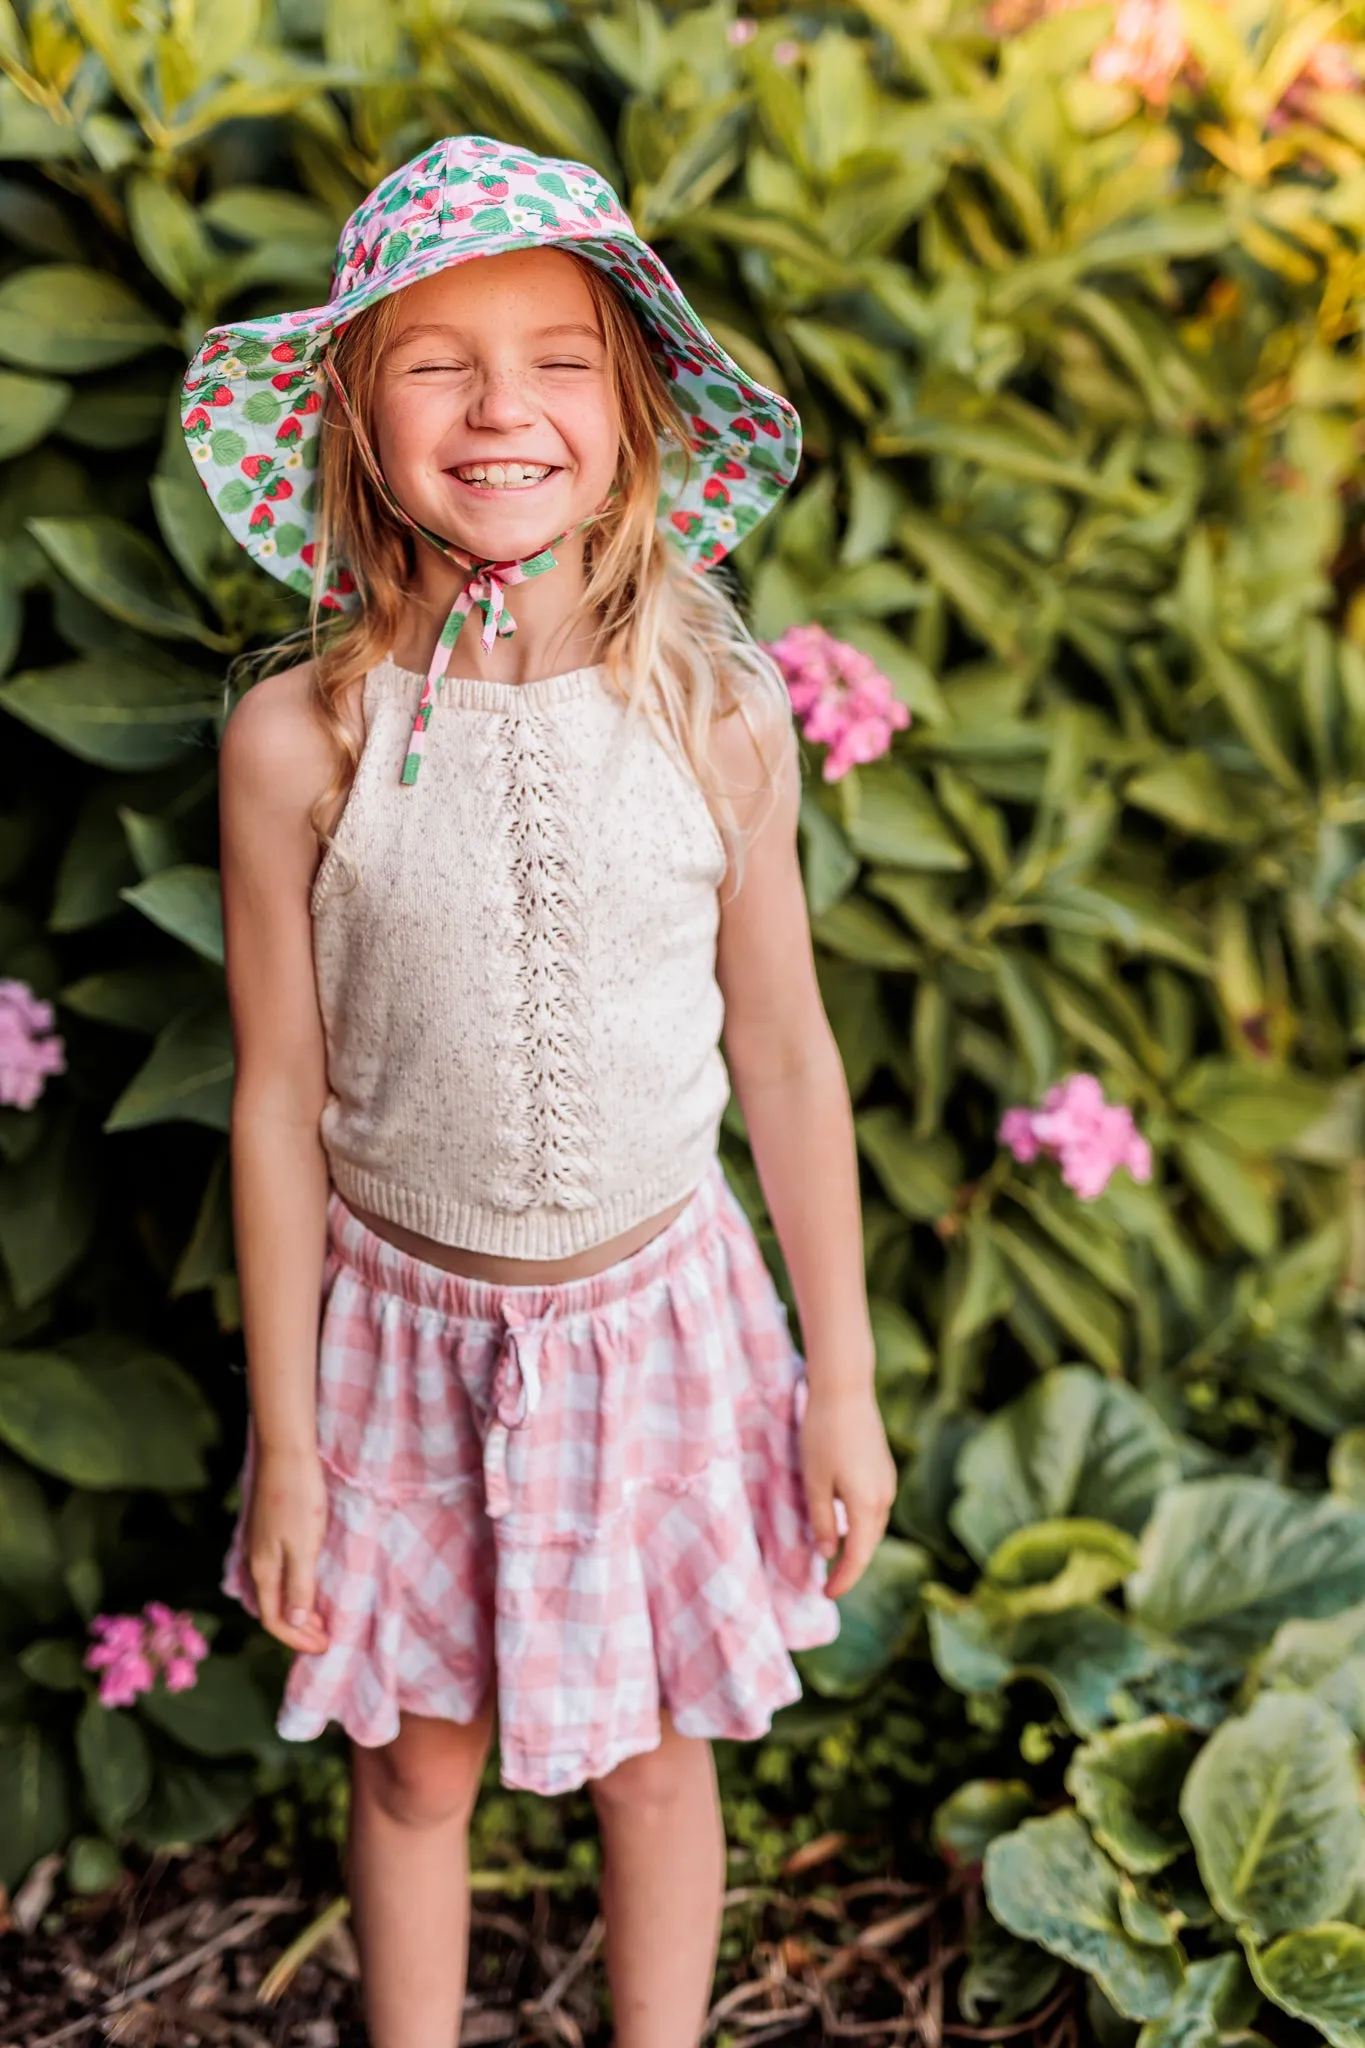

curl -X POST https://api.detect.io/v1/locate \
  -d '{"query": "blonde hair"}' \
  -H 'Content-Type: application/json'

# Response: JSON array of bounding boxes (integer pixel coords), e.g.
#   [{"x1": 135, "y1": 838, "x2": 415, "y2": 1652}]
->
[{"x1": 289, "y1": 253, "x2": 795, "y2": 895}]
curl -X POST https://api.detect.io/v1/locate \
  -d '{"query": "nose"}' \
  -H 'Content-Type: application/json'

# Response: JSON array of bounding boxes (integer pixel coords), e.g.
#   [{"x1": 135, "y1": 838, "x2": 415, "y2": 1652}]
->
[{"x1": 466, "y1": 369, "x2": 536, "y2": 433}]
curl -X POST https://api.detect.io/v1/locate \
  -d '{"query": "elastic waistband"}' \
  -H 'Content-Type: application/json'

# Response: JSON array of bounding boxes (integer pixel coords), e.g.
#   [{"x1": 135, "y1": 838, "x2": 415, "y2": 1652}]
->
[{"x1": 326, "y1": 1157, "x2": 731, "y2": 1322}]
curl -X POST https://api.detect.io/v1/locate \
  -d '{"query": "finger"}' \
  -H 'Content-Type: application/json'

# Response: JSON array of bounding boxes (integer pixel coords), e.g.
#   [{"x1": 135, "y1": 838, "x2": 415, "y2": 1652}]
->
[
  {"x1": 253, "y1": 1546, "x2": 326, "y2": 1655},
  {"x1": 823, "y1": 1499, "x2": 881, "y2": 1601},
  {"x1": 282, "y1": 1547, "x2": 329, "y2": 1651},
  {"x1": 806, "y1": 1478, "x2": 842, "y2": 1561},
  {"x1": 250, "y1": 1544, "x2": 285, "y2": 1639}
]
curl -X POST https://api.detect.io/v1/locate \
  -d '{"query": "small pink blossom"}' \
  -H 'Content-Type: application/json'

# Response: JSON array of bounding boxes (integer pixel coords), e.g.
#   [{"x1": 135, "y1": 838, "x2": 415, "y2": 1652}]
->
[
  {"x1": 84, "y1": 1603, "x2": 209, "y2": 1710},
  {"x1": 998, "y1": 1106, "x2": 1042, "y2": 1164},
  {"x1": 1273, "y1": 37, "x2": 1360, "y2": 122},
  {"x1": 763, "y1": 623, "x2": 910, "y2": 780},
  {"x1": 727, "y1": 16, "x2": 757, "y2": 43},
  {"x1": 999, "y1": 1073, "x2": 1152, "y2": 1201},
  {"x1": 984, "y1": 0, "x2": 1188, "y2": 107},
  {"x1": 1089, "y1": 0, "x2": 1187, "y2": 105},
  {"x1": 773, "y1": 38, "x2": 801, "y2": 64},
  {"x1": 0, "y1": 978, "x2": 65, "y2": 1111}
]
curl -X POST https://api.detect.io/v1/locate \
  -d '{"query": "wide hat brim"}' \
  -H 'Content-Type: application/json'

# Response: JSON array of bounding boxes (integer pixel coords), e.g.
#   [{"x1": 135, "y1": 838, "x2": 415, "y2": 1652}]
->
[{"x1": 180, "y1": 137, "x2": 801, "y2": 608}]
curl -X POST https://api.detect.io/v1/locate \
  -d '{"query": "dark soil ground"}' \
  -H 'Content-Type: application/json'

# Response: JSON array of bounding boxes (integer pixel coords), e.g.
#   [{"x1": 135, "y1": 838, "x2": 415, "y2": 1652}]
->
[{"x1": 0, "y1": 1812, "x2": 1086, "y2": 2048}]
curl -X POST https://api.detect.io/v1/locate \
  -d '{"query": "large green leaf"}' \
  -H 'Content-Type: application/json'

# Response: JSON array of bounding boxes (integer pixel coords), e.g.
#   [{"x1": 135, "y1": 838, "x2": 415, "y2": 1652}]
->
[
  {"x1": 1175, "y1": 1060, "x2": 1335, "y2": 1152},
  {"x1": 984, "y1": 1810, "x2": 1185, "y2": 2021},
  {"x1": 127, "y1": 1762, "x2": 255, "y2": 1850},
  {"x1": 986, "y1": 1222, "x2": 1126, "y2": 1374},
  {"x1": 985, "y1": 1519, "x2": 1140, "y2": 1617},
  {"x1": 29, "y1": 517, "x2": 214, "y2": 643},
  {"x1": 126, "y1": 174, "x2": 214, "y2": 303},
  {"x1": 0, "y1": 1103, "x2": 98, "y2": 1309},
  {"x1": 1256, "y1": 1601, "x2": 1365, "y2": 1739},
  {"x1": 797, "y1": 1537, "x2": 929, "y2": 1699},
  {"x1": 1181, "y1": 1691, "x2": 1363, "y2": 1940},
  {"x1": 0, "y1": 1452, "x2": 63, "y2": 1615},
  {"x1": 0, "y1": 1722, "x2": 70, "y2": 1889},
  {"x1": 0, "y1": 368, "x2": 69, "y2": 460},
  {"x1": 855, "y1": 1110, "x2": 960, "y2": 1221},
  {"x1": 0, "y1": 1343, "x2": 214, "y2": 1489},
  {"x1": 1136, "y1": 1955, "x2": 1260, "y2": 2048},
  {"x1": 121, "y1": 866, "x2": 224, "y2": 965},
  {"x1": 75, "y1": 1695, "x2": 153, "y2": 1834},
  {"x1": 926, "y1": 1590, "x2": 1150, "y2": 1734},
  {"x1": 1128, "y1": 1478, "x2": 1365, "y2": 1659},
  {"x1": 798, "y1": 793, "x2": 860, "y2": 914},
  {"x1": 933, "y1": 1780, "x2": 1036, "y2": 1868},
  {"x1": 138, "y1": 1654, "x2": 276, "y2": 1759},
  {"x1": 1066, "y1": 1719, "x2": 1201, "y2": 1875},
  {"x1": 840, "y1": 761, "x2": 968, "y2": 870},
  {"x1": 1124, "y1": 754, "x2": 1260, "y2": 844},
  {"x1": 61, "y1": 962, "x2": 214, "y2": 1034},
  {"x1": 104, "y1": 1003, "x2": 233, "y2": 1133},
  {"x1": 0, "y1": 658, "x2": 218, "y2": 769},
  {"x1": 949, "y1": 1366, "x2": 1179, "y2": 1565},
  {"x1": 1174, "y1": 1126, "x2": 1278, "y2": 1258},
  {"x1": 1248, "y1": 1924, "x2": 1365, "y2": 2048},
  {"x1": 0, "y1": 265, "x2": 169, "y2": 371}
]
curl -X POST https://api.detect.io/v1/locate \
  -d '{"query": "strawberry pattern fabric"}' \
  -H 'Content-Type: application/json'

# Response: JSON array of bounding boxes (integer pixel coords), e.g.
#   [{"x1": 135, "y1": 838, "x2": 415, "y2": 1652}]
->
[{"x1": 180, "y1": 134, "x2": 801, "y2": 609}]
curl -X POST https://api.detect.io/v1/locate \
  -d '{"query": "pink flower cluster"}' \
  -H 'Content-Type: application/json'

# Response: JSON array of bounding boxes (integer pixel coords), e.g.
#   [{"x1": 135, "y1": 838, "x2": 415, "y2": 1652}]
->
[
  {"x1": 84, "y1": 1604, "x2": 209, "y2": 1709},
  {"x1": 999, "y1": 1073, "x2": 1153, "y2": 1201},
  {"x1": 1090, "y1": 0, "x2": 1187, "y2": 106},
  {"x1": 0, "y1": 979, "x2": 65, "y2": 1111},
  {"x1": 764, "y1": 623, "x2": 911, "y2": 781},
  {"x1": 983, "y1": 0, "x2": 1353, "y2": 115}
]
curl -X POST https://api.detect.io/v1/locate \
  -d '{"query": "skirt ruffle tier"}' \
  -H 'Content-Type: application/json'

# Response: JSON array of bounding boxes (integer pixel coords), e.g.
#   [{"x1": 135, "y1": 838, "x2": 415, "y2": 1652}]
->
[{"x1": 223, "y1": 1157, "x2": 840, "y2": 1794}]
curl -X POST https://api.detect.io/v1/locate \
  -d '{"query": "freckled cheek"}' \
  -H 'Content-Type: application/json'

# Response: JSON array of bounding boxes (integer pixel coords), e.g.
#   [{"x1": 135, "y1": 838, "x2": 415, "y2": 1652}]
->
[
  {"x1": 559, "y1": 398, "x2": 622, "y2": 494},
  {"x1": 375, "y1": 394, "x2": 458, "y2": 493}
]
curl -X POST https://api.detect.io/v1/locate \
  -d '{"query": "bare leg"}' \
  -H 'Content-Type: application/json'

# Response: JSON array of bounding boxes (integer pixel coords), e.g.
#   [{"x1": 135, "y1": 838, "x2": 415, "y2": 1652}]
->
[
  {"x1": 589, "y1": 1713, "x2": 726, "y2": 2048},
  {"x1": 346, "y1": 1703, "x2": 496, "y2": 2048}
]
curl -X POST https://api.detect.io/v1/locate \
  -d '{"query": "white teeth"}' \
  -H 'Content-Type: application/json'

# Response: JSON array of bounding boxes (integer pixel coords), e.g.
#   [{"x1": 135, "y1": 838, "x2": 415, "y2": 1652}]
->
[{"x1": 455, "y1": 461, "x2": 551, "y2": 489}]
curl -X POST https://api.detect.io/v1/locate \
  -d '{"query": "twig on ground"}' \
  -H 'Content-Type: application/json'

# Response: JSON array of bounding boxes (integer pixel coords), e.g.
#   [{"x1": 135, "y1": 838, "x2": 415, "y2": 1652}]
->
[
  {"x1": 21, "y1": 1902, "x2": 296, "y2": 2048},
  {"x1": 523, "y1": 1913, "x2": 605, "y2": 2016},
  {"x1": 257, "y1": 1896, "x2": 350, "y2": 2005}
]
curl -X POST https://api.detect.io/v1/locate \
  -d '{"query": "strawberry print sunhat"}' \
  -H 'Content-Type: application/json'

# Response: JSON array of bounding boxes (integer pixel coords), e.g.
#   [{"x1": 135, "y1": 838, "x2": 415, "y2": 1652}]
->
[{"x1": 181, "y1": 134, "x2": 802, "y2": 783}]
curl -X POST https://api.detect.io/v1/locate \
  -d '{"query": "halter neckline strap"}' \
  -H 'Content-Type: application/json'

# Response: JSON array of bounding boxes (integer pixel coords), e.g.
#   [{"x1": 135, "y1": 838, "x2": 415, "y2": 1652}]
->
[{"x1": 321, "y1": 352, "x2": 585, "y2": 786}]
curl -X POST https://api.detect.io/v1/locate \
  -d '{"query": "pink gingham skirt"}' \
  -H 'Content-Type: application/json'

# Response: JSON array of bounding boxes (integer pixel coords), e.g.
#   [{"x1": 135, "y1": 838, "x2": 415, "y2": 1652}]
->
[{"x1": 222, "y1": 1157, "x2": 840, "y2": 1794}]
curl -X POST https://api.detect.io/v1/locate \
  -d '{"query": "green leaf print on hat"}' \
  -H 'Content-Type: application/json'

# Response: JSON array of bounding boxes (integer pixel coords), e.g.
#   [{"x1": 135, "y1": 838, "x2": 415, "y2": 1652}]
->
[{"x1": 179, "y1": 133, "x2": 801, "y2": 615}]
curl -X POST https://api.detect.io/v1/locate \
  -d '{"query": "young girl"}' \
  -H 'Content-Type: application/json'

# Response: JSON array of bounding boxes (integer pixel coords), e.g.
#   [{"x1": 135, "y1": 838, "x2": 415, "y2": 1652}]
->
[{"x1": 184, "y1": 136, "x2": 896, "y2": 2048}]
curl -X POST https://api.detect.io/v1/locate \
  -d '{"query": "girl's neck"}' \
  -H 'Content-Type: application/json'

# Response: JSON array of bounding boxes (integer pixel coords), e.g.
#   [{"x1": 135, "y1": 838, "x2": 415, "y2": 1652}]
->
[{"x1": 389, "y1": 534, "x2": 604, "y2": 685}]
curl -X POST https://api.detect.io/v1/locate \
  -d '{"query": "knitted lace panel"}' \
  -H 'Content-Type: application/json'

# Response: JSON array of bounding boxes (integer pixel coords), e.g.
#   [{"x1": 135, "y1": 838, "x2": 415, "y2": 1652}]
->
[{"x1": 481, "y1": 702, "x2": 602, "y2": 1211}]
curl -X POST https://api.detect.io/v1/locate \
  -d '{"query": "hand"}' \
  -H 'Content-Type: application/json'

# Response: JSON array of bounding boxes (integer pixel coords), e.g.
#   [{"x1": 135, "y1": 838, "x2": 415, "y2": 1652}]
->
[
  {"x1": 246, "y1": 1444, "x2": 331, "y2": 1655},
  {"x1": 799, "y1": 1380, "x2": 897, "y2": 1602}
]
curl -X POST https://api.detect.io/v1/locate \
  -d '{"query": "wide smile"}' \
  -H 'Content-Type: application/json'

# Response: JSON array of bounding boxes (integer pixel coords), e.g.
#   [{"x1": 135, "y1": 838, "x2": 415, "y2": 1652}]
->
[{"x1": 448, "y1": 462, "x2": 560, "y2": 493}]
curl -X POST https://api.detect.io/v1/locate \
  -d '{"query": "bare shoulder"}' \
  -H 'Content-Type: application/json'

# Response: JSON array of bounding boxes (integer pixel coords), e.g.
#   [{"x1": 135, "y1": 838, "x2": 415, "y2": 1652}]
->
[
  {"x1": 220, "y1": 659, "x2": 323, "y2": 806},
  {"x1": 707, "y1": 672, "x2": 799, "y2": 832},
  {"x1": 218, "y1": 658, "x2": 368, "y2": 846}
]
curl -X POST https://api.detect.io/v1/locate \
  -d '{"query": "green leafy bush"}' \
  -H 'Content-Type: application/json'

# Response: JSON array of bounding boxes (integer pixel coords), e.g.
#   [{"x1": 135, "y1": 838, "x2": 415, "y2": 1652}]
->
[{"x1": 0, "y1": 0, "x2": 1363, "y2": 2027}]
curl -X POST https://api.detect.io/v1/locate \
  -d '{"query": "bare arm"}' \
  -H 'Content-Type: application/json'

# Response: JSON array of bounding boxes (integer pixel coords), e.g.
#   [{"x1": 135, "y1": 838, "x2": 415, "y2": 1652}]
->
[
  {"x1": 713, "y1": 697, "x2": 896, "y2": 1599},
  {"x1": 219, "y1": 660, "x2": 339, "y2": 1654}
]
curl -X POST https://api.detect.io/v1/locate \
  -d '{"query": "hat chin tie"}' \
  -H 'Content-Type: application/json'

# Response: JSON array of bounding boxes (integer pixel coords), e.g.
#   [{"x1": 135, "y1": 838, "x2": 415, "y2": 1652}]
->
[{"x1": 321, "y1": 351, "x2": 604, "y2": 786}]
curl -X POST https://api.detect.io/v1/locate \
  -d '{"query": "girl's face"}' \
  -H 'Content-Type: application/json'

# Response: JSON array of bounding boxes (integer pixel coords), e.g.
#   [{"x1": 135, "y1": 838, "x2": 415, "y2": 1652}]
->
[{"x1": 372, "y1": 248, "x2": 621, "y2": 564}]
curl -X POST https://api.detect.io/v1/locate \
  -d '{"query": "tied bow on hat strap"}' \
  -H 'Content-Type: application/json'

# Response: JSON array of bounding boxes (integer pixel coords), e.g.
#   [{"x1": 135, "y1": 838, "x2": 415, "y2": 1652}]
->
[{"x1": 321, "y1": 351, "x2": 577, "y2": 787}]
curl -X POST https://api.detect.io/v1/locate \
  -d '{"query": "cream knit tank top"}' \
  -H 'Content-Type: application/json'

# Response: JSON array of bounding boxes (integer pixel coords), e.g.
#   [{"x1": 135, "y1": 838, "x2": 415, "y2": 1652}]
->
[{"x1": 310, "y1": 656, "x2": 731, "y2": 1258}]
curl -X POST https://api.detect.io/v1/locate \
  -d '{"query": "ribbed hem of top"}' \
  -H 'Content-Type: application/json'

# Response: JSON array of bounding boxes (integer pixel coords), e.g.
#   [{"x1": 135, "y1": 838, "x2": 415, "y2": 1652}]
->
[
  {"x1": 326, "y1": 1154, "x2": 721, "y2": 1259},
  {"x1": 374, "y1": 654, "x2": 608, "y2": 713}
]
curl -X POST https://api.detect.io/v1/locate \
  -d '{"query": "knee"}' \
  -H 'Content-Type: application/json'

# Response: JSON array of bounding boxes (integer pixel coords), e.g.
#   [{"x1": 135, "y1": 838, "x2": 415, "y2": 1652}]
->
[
  {"x1": 352, "y1": 1711, "x2": 492, "y2": 1830},
  {"x1": 588, "y1": 1728, "x2": 711, "y2": 1828}
]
